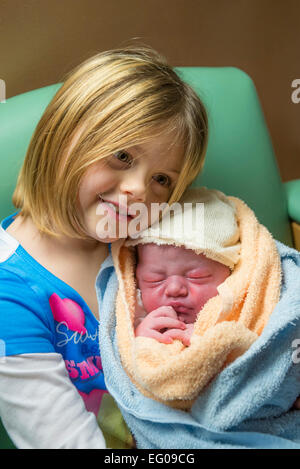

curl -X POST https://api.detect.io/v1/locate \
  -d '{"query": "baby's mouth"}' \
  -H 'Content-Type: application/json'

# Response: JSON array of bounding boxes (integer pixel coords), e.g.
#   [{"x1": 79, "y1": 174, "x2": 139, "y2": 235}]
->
[
  {"x1": 168, "y1": 302, "x2": 192, "y2": 314},
  {"x1": 167, "y1": 303, "x2": 195, "y2": 324}
]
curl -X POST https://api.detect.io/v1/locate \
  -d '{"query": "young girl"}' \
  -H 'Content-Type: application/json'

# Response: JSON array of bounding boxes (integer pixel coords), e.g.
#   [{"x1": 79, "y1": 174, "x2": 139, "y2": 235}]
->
[{"x1": 0, "y1": 45, "x2": 208, "y2": 448}]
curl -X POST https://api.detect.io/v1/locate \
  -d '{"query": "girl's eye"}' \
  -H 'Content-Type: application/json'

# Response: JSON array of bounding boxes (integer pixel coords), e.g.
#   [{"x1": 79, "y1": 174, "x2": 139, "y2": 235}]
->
[
  {"x1": 112, "y1": 151, "x2": 133, "y2": 167},
  {"x1": 153, "y1": 174, "x2": 171, "y2": 187}
]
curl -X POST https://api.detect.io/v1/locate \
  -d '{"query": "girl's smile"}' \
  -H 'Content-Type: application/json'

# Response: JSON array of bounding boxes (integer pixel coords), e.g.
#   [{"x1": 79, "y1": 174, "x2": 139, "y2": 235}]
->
[{"x1": 97, "y1": 196, "x2": 135, "y2": 221}]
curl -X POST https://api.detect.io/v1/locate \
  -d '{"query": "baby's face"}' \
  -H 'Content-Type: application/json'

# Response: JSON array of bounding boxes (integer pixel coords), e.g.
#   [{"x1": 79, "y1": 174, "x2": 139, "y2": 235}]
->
[{"x1": 136, "y1": 244, "x2": 231, "y2": 324}]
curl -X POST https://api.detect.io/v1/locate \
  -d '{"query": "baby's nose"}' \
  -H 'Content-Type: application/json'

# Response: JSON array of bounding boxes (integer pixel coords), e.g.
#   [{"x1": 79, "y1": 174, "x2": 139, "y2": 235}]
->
[{"x1": 165, "y1": 277, "x2": 188, "y2": 297}]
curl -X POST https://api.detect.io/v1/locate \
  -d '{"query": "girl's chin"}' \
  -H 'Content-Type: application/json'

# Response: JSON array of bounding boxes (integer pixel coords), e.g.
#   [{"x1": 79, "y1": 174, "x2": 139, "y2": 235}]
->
[
  {"x1": 94, "y1": 230, "x2": 127, "y2": 243},
  {"x1": 84, "y1": 221, "x2": 126, "y2": 243},
  {"x1": 94, "y1": 217, "x2": 130, "y2": 242}
]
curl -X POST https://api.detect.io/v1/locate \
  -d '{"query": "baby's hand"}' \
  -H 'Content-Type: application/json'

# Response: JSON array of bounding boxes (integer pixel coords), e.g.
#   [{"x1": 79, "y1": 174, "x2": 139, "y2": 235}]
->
[
  {"x1": 135, "y1": 306, "x2": 186, "y2": 345},
  {"x1": 163, "y1": 323, "x2": 194, "y2": 347}
]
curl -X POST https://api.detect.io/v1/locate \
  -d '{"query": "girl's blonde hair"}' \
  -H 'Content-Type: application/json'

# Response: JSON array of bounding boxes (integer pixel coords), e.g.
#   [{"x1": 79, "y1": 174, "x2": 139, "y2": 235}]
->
[{"x1": 13, "y1": 45, "x2": 208, "y2": 238}]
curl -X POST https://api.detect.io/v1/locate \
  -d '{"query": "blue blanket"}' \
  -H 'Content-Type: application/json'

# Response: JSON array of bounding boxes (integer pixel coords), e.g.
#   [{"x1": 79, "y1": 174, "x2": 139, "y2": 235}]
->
[{"x1": 97, "y1": 241, "x2": 300, "y2": 449}]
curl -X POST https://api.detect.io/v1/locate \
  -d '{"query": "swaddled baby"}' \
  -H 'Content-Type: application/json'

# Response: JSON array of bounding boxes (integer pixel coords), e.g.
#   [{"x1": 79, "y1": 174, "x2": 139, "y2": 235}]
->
[
  {"x1": 129, "y1": 187, "x2": 241, "y2": 347},
  {"x1": 111, "y1": 187, "x2": 300, "y2": 412}
]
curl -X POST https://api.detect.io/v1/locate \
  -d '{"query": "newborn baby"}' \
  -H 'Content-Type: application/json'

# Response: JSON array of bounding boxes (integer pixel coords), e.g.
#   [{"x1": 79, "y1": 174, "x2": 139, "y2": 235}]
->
[
  {"x1": 115, "y1": 187, "x2": 300, "y2": 413},
  {"x1": 134, "y1": 243, "x2": 231, "y2": 346}
]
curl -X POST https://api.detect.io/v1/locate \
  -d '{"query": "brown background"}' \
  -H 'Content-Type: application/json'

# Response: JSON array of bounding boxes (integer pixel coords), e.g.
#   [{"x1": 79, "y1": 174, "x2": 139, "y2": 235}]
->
[{"x1": 0, "y1": 0, "x2": 299, "y2": 181}]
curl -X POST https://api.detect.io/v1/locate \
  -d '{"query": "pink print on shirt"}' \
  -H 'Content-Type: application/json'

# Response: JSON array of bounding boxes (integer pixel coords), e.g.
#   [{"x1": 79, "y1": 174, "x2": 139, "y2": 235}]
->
[
  {"x1": 49, "y1": 293, "x2": 87, "y2": 334},
  {"x1": 49, "y1": 292, "x2": 108, "y2": 415},
  {"x1": 65, "y1": 356, "x2": 103, "y2": 380}
]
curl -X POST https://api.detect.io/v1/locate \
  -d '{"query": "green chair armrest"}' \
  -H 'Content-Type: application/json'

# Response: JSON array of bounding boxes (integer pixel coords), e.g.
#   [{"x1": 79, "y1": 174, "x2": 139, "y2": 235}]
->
[
  {"x1": 284, "y1": 179, "x2": 300, "y2": 224},
  {"x1": 0, "y1": 419, "x2": 16, "y2": 449}
]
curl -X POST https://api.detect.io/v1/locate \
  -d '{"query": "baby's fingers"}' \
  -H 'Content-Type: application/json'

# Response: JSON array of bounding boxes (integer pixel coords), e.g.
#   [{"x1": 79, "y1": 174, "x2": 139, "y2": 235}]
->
[
  {"x1": 163, "y1": 329, "x2": 191, "y2": 347},
  {"x1": 151, "y1": 317, "x2": 186, "y2": 331},
  {"x1": 149, "y1": 306, "x2": 178, "y2": 319},
  {"x1": 137, "y1": 329, "x2": 174, "y2": 344}
]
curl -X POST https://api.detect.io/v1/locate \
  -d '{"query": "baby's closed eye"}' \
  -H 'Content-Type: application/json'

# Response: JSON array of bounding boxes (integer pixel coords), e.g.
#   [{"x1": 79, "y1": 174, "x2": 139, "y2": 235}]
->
[
  {"x1": 186, "y1": 269, "x2": 212, "y2": 281},
  {"x1": 142, "y1": 275, "x2": 165, "y2": 283}
]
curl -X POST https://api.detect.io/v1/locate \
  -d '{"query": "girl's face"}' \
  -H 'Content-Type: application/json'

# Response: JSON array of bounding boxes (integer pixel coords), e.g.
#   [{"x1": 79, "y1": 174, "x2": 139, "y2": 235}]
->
[{"x1": 78, "y1": 131, "x2": 184, "y2": 242}]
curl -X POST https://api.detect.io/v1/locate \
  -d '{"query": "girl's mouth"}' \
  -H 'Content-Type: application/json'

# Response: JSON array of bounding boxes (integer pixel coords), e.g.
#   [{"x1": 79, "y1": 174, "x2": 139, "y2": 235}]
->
[{"x1": 98, "y1": 196, "x2": 134, "y2": 221}]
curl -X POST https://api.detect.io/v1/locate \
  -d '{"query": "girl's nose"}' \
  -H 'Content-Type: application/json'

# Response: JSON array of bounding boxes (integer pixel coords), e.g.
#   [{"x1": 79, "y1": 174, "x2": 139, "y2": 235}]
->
[
  {"x1": 119, "y1": 171, "x2": 147, "y2": 203},
  {"x1": 165, "y1": 277, "x2": 188, "y2": 297}
]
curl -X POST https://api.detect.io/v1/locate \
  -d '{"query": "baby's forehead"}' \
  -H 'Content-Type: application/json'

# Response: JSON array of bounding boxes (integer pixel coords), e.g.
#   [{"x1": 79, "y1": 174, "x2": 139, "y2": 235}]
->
[
  {"x1": 138, "y1": 242, "x2": 184, "y2": 256},
  {"x1": 137, "y1": 243, "x2": 206, "y2": 265}
]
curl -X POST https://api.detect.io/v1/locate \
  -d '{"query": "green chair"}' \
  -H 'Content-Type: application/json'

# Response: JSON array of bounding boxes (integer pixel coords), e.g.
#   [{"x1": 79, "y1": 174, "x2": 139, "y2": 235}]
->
[{"x1": 0, "y1": 67, "x2": 299, "y2": 448}]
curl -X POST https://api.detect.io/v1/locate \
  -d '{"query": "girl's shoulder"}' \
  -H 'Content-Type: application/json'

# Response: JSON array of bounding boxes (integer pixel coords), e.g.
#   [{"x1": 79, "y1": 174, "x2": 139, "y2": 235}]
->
[
  {"x1": 0, "y1": 217, "x2": 58, "y2": 355},
  {"x1": 0, "y1": 263, "x2": 56, "y2": 356}
]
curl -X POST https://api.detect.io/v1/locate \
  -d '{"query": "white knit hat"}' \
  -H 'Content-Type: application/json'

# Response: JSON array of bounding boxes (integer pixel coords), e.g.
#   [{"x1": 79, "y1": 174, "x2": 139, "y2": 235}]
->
[{"x1": 125, "y1": 187, "x2": 241, "y2": 270}]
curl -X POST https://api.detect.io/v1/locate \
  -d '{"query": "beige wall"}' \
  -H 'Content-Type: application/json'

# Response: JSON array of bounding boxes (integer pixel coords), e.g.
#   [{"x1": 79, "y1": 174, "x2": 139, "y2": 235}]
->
[{"x1": 0, "y1": 0, "x2": 299, "y2": 181}]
